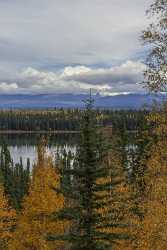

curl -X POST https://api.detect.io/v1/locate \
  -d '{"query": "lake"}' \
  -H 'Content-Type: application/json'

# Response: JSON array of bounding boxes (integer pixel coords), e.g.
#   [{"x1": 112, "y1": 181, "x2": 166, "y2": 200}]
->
[
  {"x1": 0, "y1": 133, "x2": 78, "y2": 168},
  {"x1": 0, "y1": 132, "x2": 136, "y2": 171}
]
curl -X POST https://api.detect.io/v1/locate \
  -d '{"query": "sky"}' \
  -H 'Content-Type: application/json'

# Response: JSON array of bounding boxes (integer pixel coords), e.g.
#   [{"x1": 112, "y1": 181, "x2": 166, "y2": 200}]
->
[{"x1": 0, "y1": 0, "x2": 153, "y2": 95}]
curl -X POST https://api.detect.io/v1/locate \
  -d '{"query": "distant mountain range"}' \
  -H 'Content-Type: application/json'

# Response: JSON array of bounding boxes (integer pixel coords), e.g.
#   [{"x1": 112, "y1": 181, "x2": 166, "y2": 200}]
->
[{"x1": 0, "y1": 93, "x2": 165, "y2": 109}]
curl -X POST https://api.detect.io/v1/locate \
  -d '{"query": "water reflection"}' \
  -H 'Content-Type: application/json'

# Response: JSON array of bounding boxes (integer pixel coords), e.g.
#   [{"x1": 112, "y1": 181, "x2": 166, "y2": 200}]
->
[{"x1": 0, "y1": 133, "x2": 78, "y2": 168}]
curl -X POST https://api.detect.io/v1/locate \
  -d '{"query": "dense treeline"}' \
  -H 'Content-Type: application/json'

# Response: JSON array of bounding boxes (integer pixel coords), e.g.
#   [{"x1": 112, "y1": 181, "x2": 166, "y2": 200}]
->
[
  {"x1": 0, "y1": 98, "x2": 166, "y2": 250},
  {"x1": 0, "y1": 109, "x2": 80, "y2": 131},
  {"x1": 0, "y1": 133, "x2": 79, "y2": 147},
  {"x1": 0, "y1": 109, "x2": 148, "y2": 132},
  {"x1": 0, "y1": 142, "x2": 30, "y2": 210}
]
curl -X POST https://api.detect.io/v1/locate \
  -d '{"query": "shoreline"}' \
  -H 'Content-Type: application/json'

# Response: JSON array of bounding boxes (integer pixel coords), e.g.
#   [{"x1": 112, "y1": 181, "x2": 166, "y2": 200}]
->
[{"x1": 0, "y1": 130, "x2": 79, "y2": 134}]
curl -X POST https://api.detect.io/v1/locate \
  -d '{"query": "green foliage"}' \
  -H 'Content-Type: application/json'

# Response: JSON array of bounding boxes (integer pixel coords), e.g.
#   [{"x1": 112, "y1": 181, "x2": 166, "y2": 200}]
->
[
  {"x1": 0, "y1": 142, "x2": 30, "y2": 210},
  {"x1": 0, "y1": 109, "x2": 148, "y2": 132},
  {"x1": 50, "y1": 98, "x2": 131, "y2": 250}
]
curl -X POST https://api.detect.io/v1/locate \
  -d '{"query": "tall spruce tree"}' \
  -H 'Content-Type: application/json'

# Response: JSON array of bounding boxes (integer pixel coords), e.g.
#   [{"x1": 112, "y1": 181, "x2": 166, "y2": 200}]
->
[
  {"x1": 0, "y1": 142, "x2": 13, "y2": 197},
  {"x1": 50, "y1": 96, "x2": 130, "y2": 250}
]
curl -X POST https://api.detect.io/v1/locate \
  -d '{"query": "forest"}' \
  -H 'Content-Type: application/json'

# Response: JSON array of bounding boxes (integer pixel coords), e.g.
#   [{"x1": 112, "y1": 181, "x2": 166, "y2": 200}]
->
[
  {"x1": 0, "y1": 97, "x2": 166, "y2": 250},
  {"x1": 0, "y1": 0, "x2": 167, "y2": 249},
  {"x1": 0, "y1": 109, "x2": 147, "y2": 132}
]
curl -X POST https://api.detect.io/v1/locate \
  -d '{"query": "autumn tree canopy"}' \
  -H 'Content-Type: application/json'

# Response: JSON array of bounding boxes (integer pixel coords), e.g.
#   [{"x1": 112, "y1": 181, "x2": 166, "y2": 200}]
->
[
  {"x1": 133, "y1": 104, "x2": 167, "y2": 249},
  {"x1": 142, "y1": 0, "x2": 167, "y2": 92},
  {"x1": 10, "y1": 141, "x2": 67, "y2": 250},
  {"x1": 0, "y1": 184, "x2": 16, "y2": 250}
]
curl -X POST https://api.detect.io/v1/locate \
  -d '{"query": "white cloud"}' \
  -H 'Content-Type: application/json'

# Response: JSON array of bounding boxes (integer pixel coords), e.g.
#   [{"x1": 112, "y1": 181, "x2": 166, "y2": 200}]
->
[
  {"x1": 21, "y1": 67, "x2": 59, "y2": 85},
  {"x1": 61, "y1": 66, "x2": 91, "y2": 77},
  {"x1": 0, "y1": 82, "x2": 18, "y2": 93},
  {"x1": 0, "y1": 60, "x2": 146, "y2": 95},
  {"x1": 63, "y1": 61, "x2": 146, "y2": 85},
  {"x1": 19, "y1": 66, "x2": 111, "y2": 94}
]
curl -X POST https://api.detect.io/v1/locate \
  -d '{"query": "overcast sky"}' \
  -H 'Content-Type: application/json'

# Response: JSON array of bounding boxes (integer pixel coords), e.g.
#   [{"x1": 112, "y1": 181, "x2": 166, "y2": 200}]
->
[{"x1": 0, "y1": 0, "x2": 152, "y2": 95}]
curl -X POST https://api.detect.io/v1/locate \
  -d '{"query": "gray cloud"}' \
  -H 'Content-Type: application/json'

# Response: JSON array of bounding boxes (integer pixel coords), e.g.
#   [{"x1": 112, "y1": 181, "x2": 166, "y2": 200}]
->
[
  {"x1": 0, "y1": 0, "x2": 152, "y2": 94},
  {"x1": 0, "y1": 0, "x2": 151, "y2": 65},
  {"x1": 0, "y1": 82, "x2": 18, "y2": 93},
  {"x1": 63, "y1": 61, "x2": 146, "y2": 85},
  {"x1": 0, "y1": 60, "x2": 146, "y2": 95}
]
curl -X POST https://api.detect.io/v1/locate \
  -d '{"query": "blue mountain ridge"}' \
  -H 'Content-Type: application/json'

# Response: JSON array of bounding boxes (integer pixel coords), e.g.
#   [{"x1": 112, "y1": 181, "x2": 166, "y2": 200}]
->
[{"x1": 0, "y1": 93, "x2": 165, "y2": 109}]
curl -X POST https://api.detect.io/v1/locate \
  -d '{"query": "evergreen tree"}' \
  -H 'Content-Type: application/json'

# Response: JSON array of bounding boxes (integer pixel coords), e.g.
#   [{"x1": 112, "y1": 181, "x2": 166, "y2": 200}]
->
[
  {"x1": 12, "y1": 158, "x2": 30, "y2": 210},
  {"x1": 0, "y1": 142, "x2": 13, "y2": 199},
  {"x1": 0, "y1": 143, "x2": 30, "y2": 210},
  {"x1": 60, "y1": 149, "x2": 73, "y2": 193},
  {"x1": 50, "y1": 97, "x2": 130, "y2": 250}
]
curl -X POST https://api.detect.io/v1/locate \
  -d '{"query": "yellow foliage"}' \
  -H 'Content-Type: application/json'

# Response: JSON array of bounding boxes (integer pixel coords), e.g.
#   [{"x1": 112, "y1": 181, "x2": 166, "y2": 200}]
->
[
  {"x1": 9, "y1": 143, "x2": 68, "y2": 250},
  {"x1": 135, "y1": 105, "x2": 167, "y2": 249},
  {"x1": 0, "y1": 184, "x2": 16, "y2": 250},
  {"x1": 136, "y1": 139, "x2": 167, "y2": 250},
  {"x1": 96, "y1": 137, "x2": 133, "y2": 249}
]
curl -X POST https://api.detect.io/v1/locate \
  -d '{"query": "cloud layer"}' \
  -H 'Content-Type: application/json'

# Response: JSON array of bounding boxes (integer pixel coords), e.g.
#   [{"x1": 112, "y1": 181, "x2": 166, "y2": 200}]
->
[
  {"x1": 0, "y1": 61, "x2": 146, "y2": 95},
  {"x1": 0, "y1": 0, "x2": 152, "y2": 94}
]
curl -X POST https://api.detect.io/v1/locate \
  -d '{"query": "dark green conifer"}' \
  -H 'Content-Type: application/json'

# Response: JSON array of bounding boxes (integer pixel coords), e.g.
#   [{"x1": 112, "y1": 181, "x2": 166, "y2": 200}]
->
[
  {"x1": 49, "y1": 96, "x2": 130, "y2": 250},
  {"x1": 0, "y1": 142, "x2": 30, "y2": 210}
]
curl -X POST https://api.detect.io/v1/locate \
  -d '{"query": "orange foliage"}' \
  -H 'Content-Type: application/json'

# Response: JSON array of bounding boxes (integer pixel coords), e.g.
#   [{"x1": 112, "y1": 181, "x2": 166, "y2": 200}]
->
[
  {"x1": 9, "y1": 143, "x2": 68, "y2": 250},
  {"x1": 135, "y1": 140, "x2": 167, "y2": 250},
  {"x1": 0, "y1": 184, "x2": 16, "y2": 250},
  {"x1": 135, "y1": 105, "x2": 167, "y2": 249}
]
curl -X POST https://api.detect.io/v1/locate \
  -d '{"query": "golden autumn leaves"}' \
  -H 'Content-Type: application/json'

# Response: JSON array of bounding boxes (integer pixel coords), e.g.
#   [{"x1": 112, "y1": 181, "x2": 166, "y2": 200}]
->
[
  {"x1": 134, "y1": 105, "x2": 167, "y2": 250},
  {"x1": 0, "y1": 185, "x2": 16, "y2": 250},
  {"x1": 10, "y1": 152, "x2": 67, "y2": 250},
  {"x1": 0, "y1": 143, "x2": 68, "y2": 250}
]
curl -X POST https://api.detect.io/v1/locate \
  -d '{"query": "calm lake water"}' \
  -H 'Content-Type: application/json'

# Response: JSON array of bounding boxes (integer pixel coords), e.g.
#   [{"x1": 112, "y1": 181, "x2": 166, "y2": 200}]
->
[
  {"x1": 0, "y1": 133, "x2": 78, "y2": 168},
  {"x1": 0, "y1": 132, "x2": 136, "y2": 170}
]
